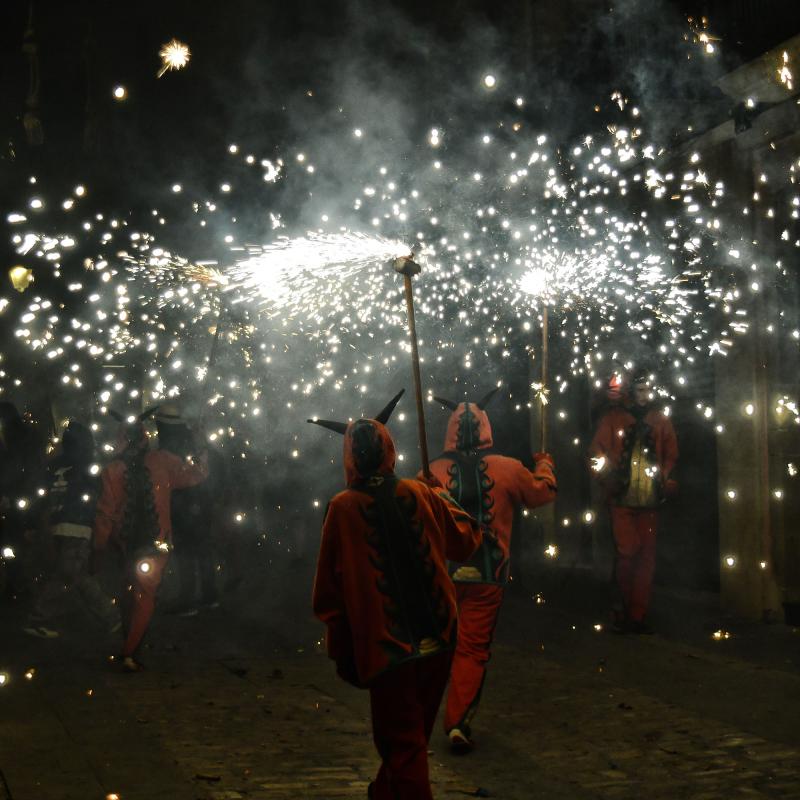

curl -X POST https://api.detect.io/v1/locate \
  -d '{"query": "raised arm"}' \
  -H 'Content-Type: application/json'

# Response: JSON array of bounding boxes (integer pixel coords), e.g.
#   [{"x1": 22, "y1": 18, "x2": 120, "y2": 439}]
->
[{"x1": 512, "y1": 454, "x2": 557, "y2": 509}]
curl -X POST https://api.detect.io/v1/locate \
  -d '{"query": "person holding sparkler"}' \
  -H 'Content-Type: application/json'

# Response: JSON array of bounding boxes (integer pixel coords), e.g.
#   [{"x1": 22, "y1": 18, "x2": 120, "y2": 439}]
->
[
  {"x1": 428, "y1": 389, "x2": 557, "y2": 751},
  {"x1": 92, "y1": 408, "x2": 208, "y2": 672},
  {"x1": 589, "y1": 371, "x2": 678, "y2": 634},
  {"x1": 310, "y1": 390, "x2": 481, "y2": 800}
]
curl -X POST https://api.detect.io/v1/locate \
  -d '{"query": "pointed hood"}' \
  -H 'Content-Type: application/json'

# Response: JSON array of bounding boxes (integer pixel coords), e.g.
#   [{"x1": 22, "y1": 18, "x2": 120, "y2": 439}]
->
[
  {"x1": 343, "y1": 419, "x2": 397, "y2": 486},
  {"x1": 434, "y1": 388, "x2": 498, "y2": 452},
  {"x1": 307, "y1": 390, "x2": 403, "y2": 486}
]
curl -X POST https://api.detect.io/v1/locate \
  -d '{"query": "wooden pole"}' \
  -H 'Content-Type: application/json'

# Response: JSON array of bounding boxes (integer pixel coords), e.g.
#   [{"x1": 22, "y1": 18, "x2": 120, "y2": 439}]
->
[
  {"x1": 540, "y1": 303, "x2": 549, "y2": 452},
  {"x1": 402, "y1": 273, "x2": 431, "y2": 477}
]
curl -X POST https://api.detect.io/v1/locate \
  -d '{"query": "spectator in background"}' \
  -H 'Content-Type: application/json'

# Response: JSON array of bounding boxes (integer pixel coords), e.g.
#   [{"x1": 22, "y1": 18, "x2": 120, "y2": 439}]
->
[{"x1": 24, "y1": 421, "x2": 118, "y2": 638}]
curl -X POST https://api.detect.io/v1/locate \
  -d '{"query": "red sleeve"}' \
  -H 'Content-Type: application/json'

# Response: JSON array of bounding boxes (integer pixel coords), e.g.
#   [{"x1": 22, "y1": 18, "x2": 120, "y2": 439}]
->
[
  {"x1": 511, "y1": 456, "x2": 557, "y2": 509},
  {"x1": 426, "y1": 485, "x2": 482, "y2": 563},
  {"x1": 163, "y1": 450, "x2": 209, "y2": 490},
  {"x1": 312, "y1": 501, "x2": 353, "y2": 663},
  {"x1": 93, "y1": 466, "x2": 120, "y2": 551},
  {"x1": 589, "y1": 413, "x2": 614, "y2": 460},
  {"x1": 660, "y1": 417, "x2": 679, "y2": 479}
]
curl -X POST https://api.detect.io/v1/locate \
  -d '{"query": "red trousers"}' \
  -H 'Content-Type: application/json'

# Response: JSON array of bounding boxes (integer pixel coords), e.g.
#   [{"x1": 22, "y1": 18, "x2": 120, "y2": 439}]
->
[
  {"x1": 369, "y1": 650, "x2": 452, "y2": 800},
  {"x1": 610, "y1": 506, "x2": 658, "y2": 622},
  {"x1": 444, "y1": 583, "x2": 504, "y2": 735},
  {"x1": 121, "y1": 552, "x2": 169, "y2": 657}
]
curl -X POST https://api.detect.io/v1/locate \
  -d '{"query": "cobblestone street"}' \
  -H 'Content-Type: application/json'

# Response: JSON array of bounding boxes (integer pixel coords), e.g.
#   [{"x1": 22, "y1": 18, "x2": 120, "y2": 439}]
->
[{"x1": 2, "y1": 576, "x2": 799, "y2": 800}]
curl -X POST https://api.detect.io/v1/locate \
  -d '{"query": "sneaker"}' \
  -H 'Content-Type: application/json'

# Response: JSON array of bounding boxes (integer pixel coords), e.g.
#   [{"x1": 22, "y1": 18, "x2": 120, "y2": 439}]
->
[
  {"x1": 23, "y1": 625, "x2": 59, "y2": 639},
  {"x1": 122, "y1": 656, "x2": 145, "y2": 673},
  {"x1": 448, "y1": 727, "x2": 473, "y2": 753}
]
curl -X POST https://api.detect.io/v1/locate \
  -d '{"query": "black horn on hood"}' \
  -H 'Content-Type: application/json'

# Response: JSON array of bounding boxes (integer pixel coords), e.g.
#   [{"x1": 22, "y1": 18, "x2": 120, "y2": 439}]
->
[
  {"x1": 307, "y1": 390, "x2": 405, "y2": 435},
  {"x1": 433, "y1": 395, "x2": 458, "y2": 411},
  {"x1": 374, "y1": 389, "x2": 404, "y2": 424},
  {"x1": 307, "y1": 419, "x2": 349, "y2": 435},
  {"x1": 138, "y1": 405, "x2": 160, "y2": 422},
  {"x1": 106, "y1": 406, "x2": 159, "y2": 423},
  {"x1": 477, "y1": 387, "x2": 500, "y2": 410}
]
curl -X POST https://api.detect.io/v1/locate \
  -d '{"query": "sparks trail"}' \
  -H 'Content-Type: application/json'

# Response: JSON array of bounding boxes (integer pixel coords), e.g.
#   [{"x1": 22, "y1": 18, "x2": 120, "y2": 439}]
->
[{"x1": 225, "y1": 232, "x2": 412, "y2": 320}]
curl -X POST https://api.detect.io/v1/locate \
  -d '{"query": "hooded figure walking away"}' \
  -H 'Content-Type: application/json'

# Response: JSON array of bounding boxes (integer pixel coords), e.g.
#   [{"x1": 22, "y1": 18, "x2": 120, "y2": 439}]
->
[
  {"x1": 428, "y1": 389, "x2": 557, "y2": 751},
  {"x1": 589, "y1": 371, "x2": 678, "y2": 634},
  {"x1": 311, "y1": 391, "x2": 482, "y2": 800},
  {"x1": 93, "y1": 409, "x2": 207, "y2": 671}
]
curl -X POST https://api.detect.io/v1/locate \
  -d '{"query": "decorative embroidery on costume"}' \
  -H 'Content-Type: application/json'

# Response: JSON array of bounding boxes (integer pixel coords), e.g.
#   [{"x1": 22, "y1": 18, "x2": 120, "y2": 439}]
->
[{"x1": 359, "y1": 481, "x2": 449, "y2": 663}]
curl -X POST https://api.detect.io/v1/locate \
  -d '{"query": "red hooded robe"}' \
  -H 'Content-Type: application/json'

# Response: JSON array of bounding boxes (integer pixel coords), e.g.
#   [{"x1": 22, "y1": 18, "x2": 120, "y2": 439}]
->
[
  {"x1": 429, "y1": 402, "x2": 557, "y2": 584},
  {"x1": 313, "y1": 418, "x2": 481, "y2": 686}
]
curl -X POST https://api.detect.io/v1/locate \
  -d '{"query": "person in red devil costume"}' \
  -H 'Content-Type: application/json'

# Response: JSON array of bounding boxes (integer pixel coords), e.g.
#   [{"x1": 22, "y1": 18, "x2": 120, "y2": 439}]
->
[
  {"x1": 93, "y1": 408, "x2": 208, "y2": 671},
  {"x1": 428, "y1": 388, "x2": 557, "y2": 751},
  {"x1": 310, "y1": 390, "x2": 482, "y2": 800},
  {"x1": 589, "y1": 371, "x2": 678, "y2": 634}
]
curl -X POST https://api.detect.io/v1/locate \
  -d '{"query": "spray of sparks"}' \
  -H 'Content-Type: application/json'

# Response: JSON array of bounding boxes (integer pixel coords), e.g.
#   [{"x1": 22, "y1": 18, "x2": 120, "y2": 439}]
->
[
  {"x1": 226, "y1": 232, "x2": 412, "y2": 319},
  {"x1": 3, "y1": 25, "x2": 800, "y2": 562},
  {"x1": 157, "y1": 39, "x2": 191, "y2": 78}
]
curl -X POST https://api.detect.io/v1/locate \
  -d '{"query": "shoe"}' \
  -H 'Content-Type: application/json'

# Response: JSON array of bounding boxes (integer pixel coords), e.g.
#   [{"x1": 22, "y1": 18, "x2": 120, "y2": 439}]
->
[
  {"x1": 23, "y1": 625, "x2": 59, "y2": 639},
  {"x1": 177, "y1": 607, "x2": 199, "y2": 618},
  {"x1": 122, "y1": 656, "x2": 145, "y2": 672},
  {"x1": 630, "y1": 620, "x2": 654, "y2": 635},
  {"x1": 448, "y1": 727, "x2": 473, "y2": 753}
]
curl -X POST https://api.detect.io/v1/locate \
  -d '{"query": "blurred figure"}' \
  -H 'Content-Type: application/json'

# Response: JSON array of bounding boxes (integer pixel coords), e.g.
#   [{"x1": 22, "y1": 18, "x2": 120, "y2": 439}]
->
[
  {"x1": 589, "y1": 371, "x2": 679, "y2": 634},
  {"x1": 93, "y1": 408, "x2": 207, "y2": 671},
  {"x1": 0, "y1": 401, "x2": 45, "y2": 601},
  {"x1": 429, "y1": 389, "x2": 557, "y2": 751},
  {"x1": 24, "y1": 421, "x2": 117, "y2": 637},
  {"x1": 311, "y1": 391, "x2": 481, "y2": 800},
  {"x1": 156, "y1": 403, "x2": 222, "y2": 616}
]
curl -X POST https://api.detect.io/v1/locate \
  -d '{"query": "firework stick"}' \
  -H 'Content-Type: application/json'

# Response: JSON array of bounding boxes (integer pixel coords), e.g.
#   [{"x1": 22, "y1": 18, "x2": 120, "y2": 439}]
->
[
  {"x1": 198, "y1": 300, "x2": 228, "y2": 431},
  {"x1": 207, "y1": 302, "x2": 227, "y2": 373},
  {"x1": 540, "y1": 303, "x2": 549, "y2": 452},
  {"x1": 393, "y1": 256, "x2": 431, "y2": 477}
]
